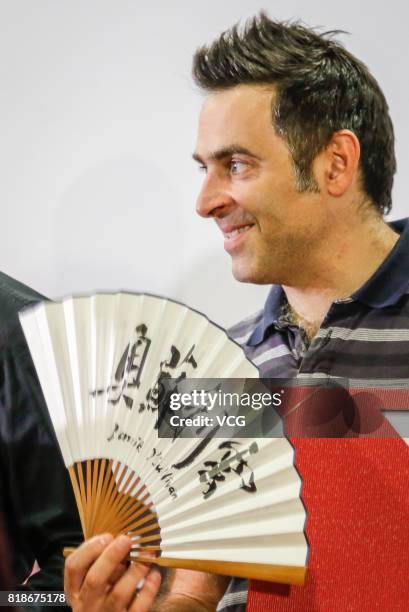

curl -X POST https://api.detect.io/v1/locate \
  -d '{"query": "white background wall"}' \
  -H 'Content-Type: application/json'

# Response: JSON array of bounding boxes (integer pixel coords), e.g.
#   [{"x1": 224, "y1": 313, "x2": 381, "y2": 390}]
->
[{"x1": 0, "y1": 1, "x2": 407, "y2": 328}]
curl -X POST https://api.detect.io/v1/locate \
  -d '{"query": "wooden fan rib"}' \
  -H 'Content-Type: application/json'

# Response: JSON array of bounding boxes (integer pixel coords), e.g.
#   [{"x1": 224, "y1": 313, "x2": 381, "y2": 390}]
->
[
  {"x1": 129, "y1": 482, "x2": 147, "y2": 501},
  {"x1": 93, "y1": 462, "x2": 124, "y2": 532},
  {"x1": 88, "y1": 459, "x2": 101, "y2": 535},
  {"x1": 113, "y1": 509, "x2": 158, "y2": 536},
  {"x1": 63, "y1": 547, "x2": 305, "y2": 585},
  {"x1": 111, "y1": 513, "x2": 159, "y2": 538},
  {"x1": 134, "y1": 534, "x2": 161, "y2": 545},
  {"x1": 93, "y1": 459, "x2": 116, "y2": 535},
  {"x1": 75, "y1": 462, "x2": 89, "y2": 538},
  {"x1": 91, "y1": 458, "x2": 108, "y2": 534},
  {"x1": 97, "y1": 487, "x2": 152, "y2": 534},
  {"x1": 85, "y1": 459, "x2": 93, "y2": 535},
  {"x1": 102, "y1": 461, "x2": 122, "y2": 511},
  {"x1": 128, "y1": 522, "x2": 160, "y2": 538},
  {"x1": 135, "y1": 556, "x2": 307, "y2": 586},
  {"x1": 109, "y1": 496, "x2": 150, "y2": 528},
  {"x1": 113, "y1": 462, "x2": 129, "y2": 490},
  {"x1": 68, "y1": 465, "x2": 86, "y2": 536},
  {"x1": 63, "y1": 545, "x2": 162, "y2": 559},
  {"x1": 104, "y1": 494, "x2": 154, "y2": 533},
  {"x1": 101, "y1": 492, "x2": 158, "y2": 533},
  {"x1": 117, "y1": 470, "x2": 136, "y2": 497},
  {"x1": 93, "y1": 463, "x2": 103, "y2": 519},
  {"x1": 102, "y1": 471, "x2": 144, "y2": 525}
]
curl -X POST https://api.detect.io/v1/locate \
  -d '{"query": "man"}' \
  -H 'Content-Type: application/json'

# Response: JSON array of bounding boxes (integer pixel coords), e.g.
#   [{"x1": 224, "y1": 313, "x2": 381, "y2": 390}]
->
[
  {"x1": 64, "y1": 13, "x2": 409, "y2": 611},
  {"x1": 192, "y1": 13, "x2": 409, "y2": 611}
]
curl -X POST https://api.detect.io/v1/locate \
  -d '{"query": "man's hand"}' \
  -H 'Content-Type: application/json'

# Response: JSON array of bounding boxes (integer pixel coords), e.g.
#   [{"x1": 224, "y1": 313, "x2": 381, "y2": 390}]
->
[{"x1": 64, "y1": 534, "x2": 161, "y2": 611}]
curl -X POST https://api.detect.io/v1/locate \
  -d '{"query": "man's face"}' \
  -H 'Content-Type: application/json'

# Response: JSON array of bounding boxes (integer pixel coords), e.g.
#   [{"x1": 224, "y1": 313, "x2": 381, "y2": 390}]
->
[{"x1": 194, "y1": 84, "x2": 328, "y2": 285}]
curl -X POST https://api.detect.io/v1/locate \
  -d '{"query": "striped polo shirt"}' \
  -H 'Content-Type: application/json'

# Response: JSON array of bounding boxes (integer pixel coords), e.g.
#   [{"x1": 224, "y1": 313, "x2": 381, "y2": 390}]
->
[{"x1": 217, "y1": 217, "x2": 409, "y2": 612}]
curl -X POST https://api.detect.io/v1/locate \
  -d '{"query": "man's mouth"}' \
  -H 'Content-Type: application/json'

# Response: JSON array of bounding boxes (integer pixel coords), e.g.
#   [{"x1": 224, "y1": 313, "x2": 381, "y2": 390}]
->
[
  {"x1": 224, "y1": 224, "x2": 254, "y2": 240},
  {"x1": 221, "y1": 223, "x2": 255, "y2": 253}
]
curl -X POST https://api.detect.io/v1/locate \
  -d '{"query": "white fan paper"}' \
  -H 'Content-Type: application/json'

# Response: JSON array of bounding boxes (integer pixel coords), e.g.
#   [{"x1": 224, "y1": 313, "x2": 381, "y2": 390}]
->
[{"x1": 19, "y1": 293, "x2": 308, "y2": 584}]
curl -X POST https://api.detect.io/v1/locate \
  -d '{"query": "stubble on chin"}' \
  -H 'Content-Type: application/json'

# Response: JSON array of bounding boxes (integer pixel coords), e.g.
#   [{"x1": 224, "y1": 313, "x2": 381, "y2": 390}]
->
[
  {"x1": 230, "y1": 234, "x2": 313, "y2": 286},
  {"x1": 230, "y1": 255, "x2": 272, "y2": 285}
]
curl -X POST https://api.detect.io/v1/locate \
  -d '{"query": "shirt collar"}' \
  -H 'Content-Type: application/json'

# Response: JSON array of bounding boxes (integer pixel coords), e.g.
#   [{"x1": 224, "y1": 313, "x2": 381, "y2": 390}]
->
[
  {"x1": 351, "y1": 218, "x2": 409, "y2": 307},
  {"x1": 248, "y1": 217, "x2": 409, "y2": 347},
  {"x1": 248, "y1": 284, "x2": 286, "y2": 346}
]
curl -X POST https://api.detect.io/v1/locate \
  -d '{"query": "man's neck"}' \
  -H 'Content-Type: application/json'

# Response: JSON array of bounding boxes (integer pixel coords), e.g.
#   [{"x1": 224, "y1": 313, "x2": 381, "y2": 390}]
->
[{"x1": 282, "y1": 217, "x2": 400, "y2": 339}]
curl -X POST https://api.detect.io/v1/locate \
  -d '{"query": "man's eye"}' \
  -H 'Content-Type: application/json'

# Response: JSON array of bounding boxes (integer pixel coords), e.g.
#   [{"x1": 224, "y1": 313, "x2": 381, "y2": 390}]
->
[
  {"x1": 198, "y1": 164, "x2": 207, "y2": 173},
  {"x1": 230, "y1": 160, "x2": 247, "y2": 174}
]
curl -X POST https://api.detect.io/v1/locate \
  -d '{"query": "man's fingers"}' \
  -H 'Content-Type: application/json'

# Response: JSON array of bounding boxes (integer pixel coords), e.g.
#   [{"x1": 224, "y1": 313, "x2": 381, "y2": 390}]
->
[
  {"x1": 80, "y1": 535, "x2": 133, "y2": 601},
  {"x1": 129, "y1": 569, "x2": 162, "y2": 612},
  {"x1": 108, "y1": 561, "x2": 128, "y2": 585},
  {"x1": 106, "y1": 563, "x2": 154, "y2": 612},
  {"x1": 64, "y1": 535, "x2": 160, "y2": 612},
  {"x1": 64, "y1": 533, "x2": 114, "y2": 598}
]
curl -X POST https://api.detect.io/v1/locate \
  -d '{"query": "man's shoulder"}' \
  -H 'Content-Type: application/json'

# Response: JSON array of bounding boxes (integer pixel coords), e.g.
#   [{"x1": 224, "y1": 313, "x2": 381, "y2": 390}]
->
[
  {"x1": 227, "y1": 309, "x2": 264, "y2": 346},
  {"x1": 0, "y1": 271, "x2": 45, "y2": 336}
]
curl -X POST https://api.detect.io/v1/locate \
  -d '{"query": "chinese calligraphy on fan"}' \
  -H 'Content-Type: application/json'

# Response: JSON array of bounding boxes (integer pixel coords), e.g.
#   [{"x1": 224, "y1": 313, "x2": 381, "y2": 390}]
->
[{"x1": 90, "y1": 322, "x2": 198, "y2": 416}]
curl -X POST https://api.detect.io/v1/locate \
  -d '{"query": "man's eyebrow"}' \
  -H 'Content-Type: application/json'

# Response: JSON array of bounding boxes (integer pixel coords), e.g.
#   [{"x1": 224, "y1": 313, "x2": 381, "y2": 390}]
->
[{"x1": 192, "y1": 145, "x2": 259, "y2": 164}]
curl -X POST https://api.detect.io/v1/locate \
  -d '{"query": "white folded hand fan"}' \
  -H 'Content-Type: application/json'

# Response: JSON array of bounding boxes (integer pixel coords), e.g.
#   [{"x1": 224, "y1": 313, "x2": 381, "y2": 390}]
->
[{"x1": 19, "y1": 293, "x2": 308, "y2": 585}]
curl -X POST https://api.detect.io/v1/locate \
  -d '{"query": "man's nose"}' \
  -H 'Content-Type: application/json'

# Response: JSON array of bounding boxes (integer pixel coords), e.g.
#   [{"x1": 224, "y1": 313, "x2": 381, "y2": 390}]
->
[{"x1": 196, "y1": 175, "x2": 234, "y2": 218}]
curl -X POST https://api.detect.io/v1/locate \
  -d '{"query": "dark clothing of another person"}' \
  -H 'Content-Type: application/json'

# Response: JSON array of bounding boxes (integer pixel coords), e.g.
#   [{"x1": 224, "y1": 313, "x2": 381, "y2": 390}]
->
[{"x1": 0, "y1": 271, "x2": 81, "y2": 605}]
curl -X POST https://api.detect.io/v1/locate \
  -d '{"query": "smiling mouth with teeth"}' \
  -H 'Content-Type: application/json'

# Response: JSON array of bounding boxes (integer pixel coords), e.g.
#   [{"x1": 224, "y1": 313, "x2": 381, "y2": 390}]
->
[{"x1": 224, "y1": 224, "x2": 254, "y2": 239}]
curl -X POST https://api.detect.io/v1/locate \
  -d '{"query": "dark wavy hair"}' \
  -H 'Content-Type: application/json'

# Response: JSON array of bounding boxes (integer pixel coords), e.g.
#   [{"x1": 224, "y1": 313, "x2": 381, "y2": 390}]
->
[{"x1": 192, "y1": 13, "x2": 396, "y2": 215}]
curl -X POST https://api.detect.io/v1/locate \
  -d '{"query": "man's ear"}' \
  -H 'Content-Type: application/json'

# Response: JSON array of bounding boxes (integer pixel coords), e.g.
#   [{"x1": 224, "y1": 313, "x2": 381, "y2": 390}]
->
[{"x1": 319, "y1": 130, "x2": 361, "y2": 197}]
